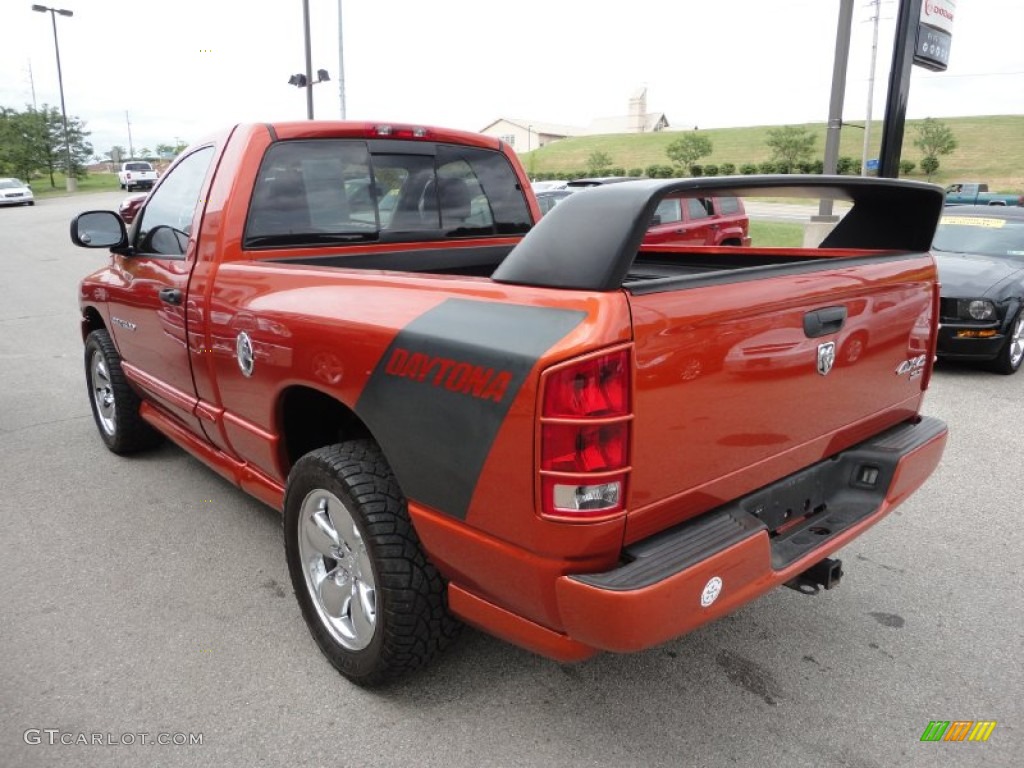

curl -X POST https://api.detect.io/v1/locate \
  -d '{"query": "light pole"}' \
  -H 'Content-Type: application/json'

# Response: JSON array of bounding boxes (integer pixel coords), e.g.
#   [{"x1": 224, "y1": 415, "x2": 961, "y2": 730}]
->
[
  {"x1": 337, "y1": 0, "x2": 347, "y2": 118},
  {"x1": 861, "y1": 0, "x2": 882, "y2": 176},
  {"x1": 32, "y1": 4, "x2": 76, "y2": 192}
]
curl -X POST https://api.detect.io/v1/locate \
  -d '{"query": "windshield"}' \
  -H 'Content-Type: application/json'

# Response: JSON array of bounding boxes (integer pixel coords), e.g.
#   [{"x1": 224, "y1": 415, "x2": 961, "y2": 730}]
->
[
  {"x1": 0, "y1": 179, "x2": 25, "y2": 189},
  {"x1": 932, "y1": 215, "x2": 1024, "y2": 259},
  {"x1": 125, "y1": 163, "x2": 152, "y2": 171}
]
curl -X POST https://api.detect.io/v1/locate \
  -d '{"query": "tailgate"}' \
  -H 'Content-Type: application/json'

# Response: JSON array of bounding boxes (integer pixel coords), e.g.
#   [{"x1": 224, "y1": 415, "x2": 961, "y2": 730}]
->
[{"x1": 625, "y1": 254, "x2": 937, "y2": 540}]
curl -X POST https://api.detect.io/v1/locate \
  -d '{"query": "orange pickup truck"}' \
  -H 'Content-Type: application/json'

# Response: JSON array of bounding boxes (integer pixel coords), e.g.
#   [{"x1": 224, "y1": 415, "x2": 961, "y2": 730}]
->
[{"x1": 71, "y1": 121, "x2": 948, "y2": 685}]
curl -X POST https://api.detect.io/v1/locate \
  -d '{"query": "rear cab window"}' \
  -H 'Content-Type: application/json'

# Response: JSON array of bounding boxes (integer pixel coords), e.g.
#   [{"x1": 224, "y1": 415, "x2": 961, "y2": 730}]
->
[{"x1": 243, "y1": 139, "x2": 531, "y2": 249}]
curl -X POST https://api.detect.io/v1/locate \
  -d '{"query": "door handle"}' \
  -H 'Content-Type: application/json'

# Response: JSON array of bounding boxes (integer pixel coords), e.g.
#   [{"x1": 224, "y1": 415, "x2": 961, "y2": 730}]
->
[
  {"x1": 159, "y1": 287, "x2": 182, "y2": 306},
  {"x1": 804, "y1": 306, "x2": 847, "y2": 338}
]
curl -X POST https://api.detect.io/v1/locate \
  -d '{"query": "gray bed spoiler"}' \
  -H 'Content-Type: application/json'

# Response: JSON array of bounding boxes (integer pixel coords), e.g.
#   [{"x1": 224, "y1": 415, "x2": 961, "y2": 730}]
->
[{"x1": 491, "y1": 175, "x2": 944, "y2": 292}]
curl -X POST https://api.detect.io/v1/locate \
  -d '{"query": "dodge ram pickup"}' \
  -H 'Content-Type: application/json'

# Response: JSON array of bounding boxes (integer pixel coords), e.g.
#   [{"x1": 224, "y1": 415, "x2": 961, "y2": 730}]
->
[{"x1": 71, "y1": 121, "x2": 948, "y2": 685}]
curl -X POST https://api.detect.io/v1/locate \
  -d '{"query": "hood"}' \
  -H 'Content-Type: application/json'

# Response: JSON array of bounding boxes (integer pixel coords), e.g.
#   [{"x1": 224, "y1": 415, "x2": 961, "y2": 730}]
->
[{"x1": 934, "y1": 250, "x2": 1024, "y2": 298}]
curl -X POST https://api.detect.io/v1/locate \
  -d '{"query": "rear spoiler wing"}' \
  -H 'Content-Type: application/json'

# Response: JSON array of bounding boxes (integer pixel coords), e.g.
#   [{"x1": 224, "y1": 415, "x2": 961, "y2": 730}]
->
[{"x1": 492, "y1": 175, "x2": 944, "y2": 292}]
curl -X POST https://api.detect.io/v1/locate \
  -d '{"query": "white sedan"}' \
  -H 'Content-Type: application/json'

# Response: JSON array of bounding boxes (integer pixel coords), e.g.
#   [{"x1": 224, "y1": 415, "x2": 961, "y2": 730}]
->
[{"x1": 0, "y1": 177, "x2": 34, "y2": 206}]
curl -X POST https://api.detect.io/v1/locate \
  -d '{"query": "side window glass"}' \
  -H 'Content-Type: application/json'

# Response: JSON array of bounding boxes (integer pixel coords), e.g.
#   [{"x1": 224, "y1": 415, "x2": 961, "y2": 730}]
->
[
  {"x1": 135, "y1": 147, "x2": 214, "y2": 257},
  {"x1": 686, "y1": 197, "x2": 711, "y2": 221},
  {"x1": 717, "y1": 196, "x2": 741, "y2": 215},
  {"x1": 654, "y1": 197, "x2": 682, "y2": 224}
]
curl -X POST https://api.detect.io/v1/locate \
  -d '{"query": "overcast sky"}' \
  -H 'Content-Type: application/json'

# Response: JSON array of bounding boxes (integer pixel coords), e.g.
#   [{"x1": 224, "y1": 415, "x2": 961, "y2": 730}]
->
[{"x1": 1, "y1": 0, "x2": 1021, "y2": 156}]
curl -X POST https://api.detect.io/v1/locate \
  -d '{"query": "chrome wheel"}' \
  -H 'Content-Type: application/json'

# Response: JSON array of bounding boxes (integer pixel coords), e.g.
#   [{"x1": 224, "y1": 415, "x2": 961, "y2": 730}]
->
[
  {"x1": 1008, "y1": 316, "x2": 1024, "y2": 369},
  {"x1": 297, "y1": 489, "x2": 377, "y2": 651},
  {"x1": 89, "y1": 349, "x2": 116, "y2": 435}
]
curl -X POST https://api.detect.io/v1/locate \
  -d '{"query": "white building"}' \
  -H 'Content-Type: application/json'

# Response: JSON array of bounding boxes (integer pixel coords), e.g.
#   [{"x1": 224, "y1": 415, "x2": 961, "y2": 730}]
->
[{"x1": 477, "y1": 118, "x2": 585, "y2": 153}]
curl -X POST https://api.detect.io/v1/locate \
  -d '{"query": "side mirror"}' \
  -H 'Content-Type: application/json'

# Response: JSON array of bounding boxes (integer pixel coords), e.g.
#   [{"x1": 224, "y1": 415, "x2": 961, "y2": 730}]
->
[
  {"x1": 70, "y1": 210, "x2": 128, "y2": 249},
  {"x1": 650, "y1": 214, "x2": 662, "y2": 226}
]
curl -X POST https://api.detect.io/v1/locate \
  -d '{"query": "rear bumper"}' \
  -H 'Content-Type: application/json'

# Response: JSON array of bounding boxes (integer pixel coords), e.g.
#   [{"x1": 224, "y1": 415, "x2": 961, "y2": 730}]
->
[{"x1": 554, "y1": 416, "x2": 947, "y2": 653}]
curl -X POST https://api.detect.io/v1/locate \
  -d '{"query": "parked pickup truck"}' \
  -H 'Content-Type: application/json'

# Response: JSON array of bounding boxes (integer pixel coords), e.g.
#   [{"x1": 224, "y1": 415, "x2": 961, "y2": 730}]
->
[
  {"x1": 945, "y1": 182, "x2": 1023, "y2": 207},
  {"x1": 71, "y1": 121, "x2": 948, "y2": 686},
  {"x1": 118, "y1": 161, "x2": 159, "y2": 191}
]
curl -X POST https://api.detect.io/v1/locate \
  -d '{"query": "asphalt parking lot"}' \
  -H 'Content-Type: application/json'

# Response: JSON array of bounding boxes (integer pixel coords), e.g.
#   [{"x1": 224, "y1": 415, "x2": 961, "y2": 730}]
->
[{"x1": 1, "y1": 191, "x2": 1020, "y2": 768}]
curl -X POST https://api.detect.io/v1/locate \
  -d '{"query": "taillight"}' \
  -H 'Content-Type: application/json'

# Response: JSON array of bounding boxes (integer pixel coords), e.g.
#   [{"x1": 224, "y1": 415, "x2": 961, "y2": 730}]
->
[
  {"x1": 543, "y1": 351, "x2": 628, "y2": 417},
  {"x1": 538, "y1": 348, "x2": 632, "y2": 520}
]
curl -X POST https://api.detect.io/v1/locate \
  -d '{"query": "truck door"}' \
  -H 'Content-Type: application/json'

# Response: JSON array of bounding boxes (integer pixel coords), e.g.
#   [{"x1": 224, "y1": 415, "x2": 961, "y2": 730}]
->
[{"x1": 103, "y1": 146, "x2": 216, "y2": 436}]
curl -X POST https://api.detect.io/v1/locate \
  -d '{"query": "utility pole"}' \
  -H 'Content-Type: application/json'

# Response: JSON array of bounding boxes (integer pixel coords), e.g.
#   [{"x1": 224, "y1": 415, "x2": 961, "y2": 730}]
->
[
  {"x1": 861, "y1": 0, "x2": 882, "y2": 175},
  {"x1": 28, "y1": 59, "x2": 37, "y2": 109},
  {"x1": 126, "y1": 111, "x2": 134, "y2": 160},
  {"x1": 337, "y1": 0, "x2": 347, "y2": 119},
  {"x1": 817, "y1": 0, "x2": 854, "y2": 218}
]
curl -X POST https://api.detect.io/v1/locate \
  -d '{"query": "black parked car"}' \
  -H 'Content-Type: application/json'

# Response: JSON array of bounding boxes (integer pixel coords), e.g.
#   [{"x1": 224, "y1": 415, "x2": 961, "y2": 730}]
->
[
  {"x1": 932, "y1": 206, "x2": 1024, "y2": 374},
  {"x1": 535, "y1": 189, "x2": 574, "y2": 216}
]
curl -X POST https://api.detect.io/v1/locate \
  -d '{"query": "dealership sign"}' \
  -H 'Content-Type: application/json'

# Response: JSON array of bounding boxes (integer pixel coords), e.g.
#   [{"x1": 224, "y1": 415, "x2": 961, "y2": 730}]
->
[{"x1": 915, "y1": 0, "x2": 955, "y2": 71}]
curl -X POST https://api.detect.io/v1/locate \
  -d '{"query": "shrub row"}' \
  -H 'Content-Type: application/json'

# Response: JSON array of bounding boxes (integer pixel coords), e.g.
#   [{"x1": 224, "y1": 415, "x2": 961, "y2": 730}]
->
[{"x1": 532, "y1": 157, "x2": 918, "y2": 180}]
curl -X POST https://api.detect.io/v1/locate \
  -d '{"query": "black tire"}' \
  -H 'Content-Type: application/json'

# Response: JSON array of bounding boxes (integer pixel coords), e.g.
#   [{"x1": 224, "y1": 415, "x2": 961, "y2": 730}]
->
[
  {"x1": 284, "y1": 440, "x2": 460, "y2": 685},
  {"x1": 84, "y1": 329, "x2": 162, "y2": 453},
  {"x1": 990, "y1": 312, "x2": 1023, "y2": 375}
]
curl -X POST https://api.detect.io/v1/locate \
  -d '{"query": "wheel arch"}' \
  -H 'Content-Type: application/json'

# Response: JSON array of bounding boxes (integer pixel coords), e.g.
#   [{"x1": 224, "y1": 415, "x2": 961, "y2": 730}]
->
[
  {"x1": 276, "y1": 385, "x2": 375, "y2": 474},
  {"x1": 81, "y1": 306, "x2": 107, "y2": 341}
]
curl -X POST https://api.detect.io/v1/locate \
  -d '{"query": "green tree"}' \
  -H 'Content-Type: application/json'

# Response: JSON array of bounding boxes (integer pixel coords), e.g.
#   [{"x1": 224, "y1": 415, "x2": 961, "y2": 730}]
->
[
  {"x1": 586, "y1": 150, "x2": 612, "y2": 174},
  {"x1": 0, "y1": 107, "x2": 46, "y2": 181},
  {"x1": 765, "y1": 125, "x2": 816, "y2": 167},
  {"x1": 913, "y1": 118, "x2": 957, "y2": 180},
  {"x1": 105, "y1": 145, "x2": 127, "y2": 164},
  {"x1": 920, "y1": 156, "x2": 940, "y2": 179},
  {"x1": 32, "y1": 106, "x2": 93, "y2": 185},
  {"x1": 665, "y1": 133, "x2": 713, "y2": 171}
]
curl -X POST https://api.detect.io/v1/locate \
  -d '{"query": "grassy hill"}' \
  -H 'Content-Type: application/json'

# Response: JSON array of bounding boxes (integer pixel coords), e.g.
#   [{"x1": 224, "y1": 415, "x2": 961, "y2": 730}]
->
[{"x1": 520, "y1": 115, "x2": 1024, "y2": 192}]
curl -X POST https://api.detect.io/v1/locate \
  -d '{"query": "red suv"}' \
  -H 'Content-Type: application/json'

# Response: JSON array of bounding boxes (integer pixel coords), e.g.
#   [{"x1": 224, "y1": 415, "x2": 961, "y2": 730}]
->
[{"x1": 645, "y1": 194, "x2": 750, "y2": 247}]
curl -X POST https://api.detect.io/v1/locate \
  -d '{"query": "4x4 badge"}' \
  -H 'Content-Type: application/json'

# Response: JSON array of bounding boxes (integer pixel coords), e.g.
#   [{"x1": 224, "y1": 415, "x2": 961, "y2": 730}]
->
[{"x1": 817, "y1": 341, "x2": 836, "y2": 376}]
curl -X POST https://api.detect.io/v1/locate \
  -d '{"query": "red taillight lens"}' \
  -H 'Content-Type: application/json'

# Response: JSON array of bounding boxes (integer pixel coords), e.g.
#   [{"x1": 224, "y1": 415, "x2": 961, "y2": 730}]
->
[
  {"x1": 543, "y1": 350, "x2": 629, "y2": 418},
  {"x1": 542, "y1": 423, "x2": 628, "y2": 472},
  {"x1": 539, "y1": 347, "x2": 632, "y2": 520}
]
